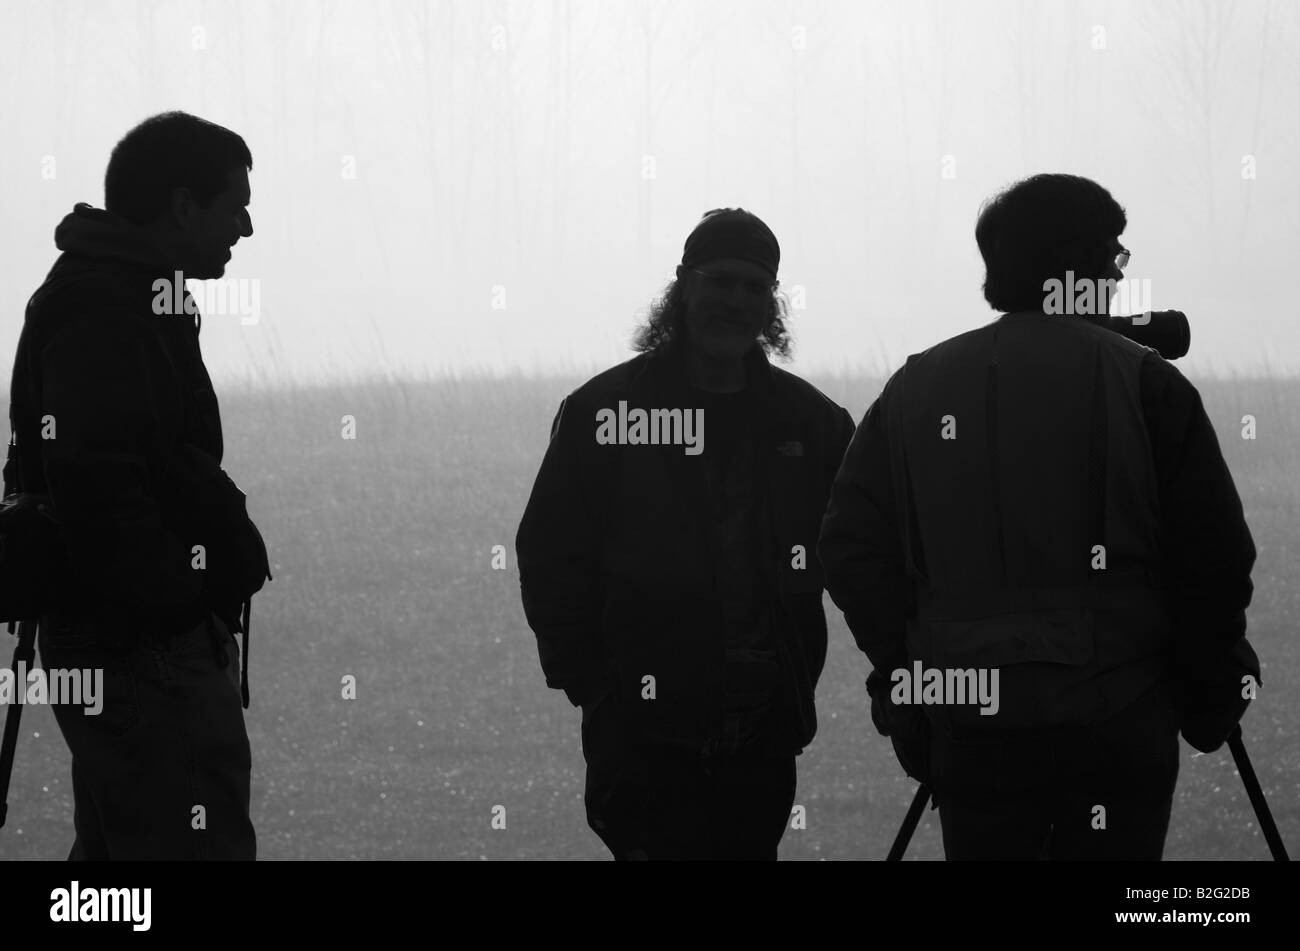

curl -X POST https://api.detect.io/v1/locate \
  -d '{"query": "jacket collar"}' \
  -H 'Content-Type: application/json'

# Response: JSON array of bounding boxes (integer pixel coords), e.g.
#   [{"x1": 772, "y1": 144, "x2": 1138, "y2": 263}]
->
[
  {"x1": 635, "y1": 340, "x2": 778, "y2": 412},
  {"x1": 626, "y1": 341, "x2": 809, "y2": 452},
  {"x1": 623, "y1": 342, "x2": 798, "y2": 544}
]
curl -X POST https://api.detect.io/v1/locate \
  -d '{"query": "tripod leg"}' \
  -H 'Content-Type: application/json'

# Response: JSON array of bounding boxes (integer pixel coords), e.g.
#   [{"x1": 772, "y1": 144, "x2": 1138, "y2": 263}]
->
[
  {"x1": 0, "y1": 618, "x2": 38, "y2": 830},
  {"x1": 887, "y1": 783, "x2": 931, "y2": 861},
  {"x1": 1227, "y1": 725, "x2": 1290, "y2": 861}
]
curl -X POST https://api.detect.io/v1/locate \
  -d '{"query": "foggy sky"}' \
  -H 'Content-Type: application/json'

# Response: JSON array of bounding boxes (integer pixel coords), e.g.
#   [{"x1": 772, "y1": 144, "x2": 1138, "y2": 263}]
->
[{"x1": 2, "y1": 0, "x2": 1296, "y2": 386}]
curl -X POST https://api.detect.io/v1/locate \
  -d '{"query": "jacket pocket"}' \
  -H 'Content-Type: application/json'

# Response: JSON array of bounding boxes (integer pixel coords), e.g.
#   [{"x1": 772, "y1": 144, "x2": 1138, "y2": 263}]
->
[
  {"x1": 43, "y1": 649, "x2": 140, "y2": 738},
  {"x1": 908, "y1": 607, "x2": 1104, "y2": 732},
  {"x1": 916, "y1": 607, "x2": 1096, "y2": 670},
  {"x1": 95, "y1": 658, "x2": 141, "y2": 737}
]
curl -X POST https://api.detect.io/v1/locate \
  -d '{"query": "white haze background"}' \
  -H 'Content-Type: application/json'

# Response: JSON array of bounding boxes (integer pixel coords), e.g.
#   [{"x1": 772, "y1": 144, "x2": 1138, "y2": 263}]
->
[{"x1": 1, "y1": 0, "x2": 1297, "y2": 386}]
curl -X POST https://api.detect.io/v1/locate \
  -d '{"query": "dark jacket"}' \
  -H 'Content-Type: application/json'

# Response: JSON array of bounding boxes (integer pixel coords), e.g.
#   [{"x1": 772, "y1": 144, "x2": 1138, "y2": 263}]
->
[
  {"x1": 6, "y1": 204, "x2": 269, "y2": 645},
  {"x1": 517, "y1": 344, "x2": 855, "y2": 756},
  {"x1": 820, "y1": 313, "x2": 1258, "y2": 744}
]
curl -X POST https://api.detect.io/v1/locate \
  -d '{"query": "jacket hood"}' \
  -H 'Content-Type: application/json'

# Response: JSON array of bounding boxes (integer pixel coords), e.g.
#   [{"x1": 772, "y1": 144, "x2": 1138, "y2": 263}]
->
[
  {"x1": 54, "y1": 202, "x2": 173, "y2": 270},
  {"x1": 46, "y1": 203, "x2": 202, "y2": 335}
]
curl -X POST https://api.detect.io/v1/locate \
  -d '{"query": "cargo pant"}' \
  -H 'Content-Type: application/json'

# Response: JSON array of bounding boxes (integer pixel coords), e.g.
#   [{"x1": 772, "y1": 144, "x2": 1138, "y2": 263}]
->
[{"x1": 37, "y1": 611, "x2": 255, "y2": 860}]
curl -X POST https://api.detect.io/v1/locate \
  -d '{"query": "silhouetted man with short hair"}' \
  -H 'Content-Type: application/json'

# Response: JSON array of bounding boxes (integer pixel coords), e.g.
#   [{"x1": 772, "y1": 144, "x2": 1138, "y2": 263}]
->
[
  {"x1": 820, "y1": 173, "x2": 1259, "y2": 860},
  {"x1": 518, "y1": 208, "x2": 854, "y2": 859},
  {"x1": 6, "y1": 111, "x2": 270, "y2": 859}
]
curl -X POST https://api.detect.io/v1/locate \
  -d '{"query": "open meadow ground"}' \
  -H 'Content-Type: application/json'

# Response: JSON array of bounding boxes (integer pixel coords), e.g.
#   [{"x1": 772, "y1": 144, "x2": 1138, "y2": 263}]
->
[{"x1": 2, "y1": 372, "x2": 1296, "y2": 860}]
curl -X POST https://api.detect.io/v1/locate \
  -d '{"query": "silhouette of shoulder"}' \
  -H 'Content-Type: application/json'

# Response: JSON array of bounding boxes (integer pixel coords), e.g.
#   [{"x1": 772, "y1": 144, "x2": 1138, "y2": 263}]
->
[
  {"x1": 26, "y1": 257, "x2": 152, "y2": 355},
  {"x1": 768, "y1": 364, "x2": 852, "y2": 420}
]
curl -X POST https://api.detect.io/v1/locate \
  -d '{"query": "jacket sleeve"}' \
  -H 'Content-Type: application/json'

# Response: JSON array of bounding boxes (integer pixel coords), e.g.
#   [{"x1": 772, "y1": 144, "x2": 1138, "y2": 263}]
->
[
  {"x1": 1140, "y1": 355, "x2": 1259, "y2": 742},
  {"x1": 516, "y1": 395, "x2": 611, "y2": 708},
  {"x1": 38, "y1": 308, "x2": 204, "y2": 615},
  {"x1": 818, "y1": 372, "x2": 911, "y2": 672},
  {"x1": 823, "y1": 405, "x2": 857, "y2": 500},
  {"x1": 156, "y1": 441, "x2": 272, "y2": 619}
]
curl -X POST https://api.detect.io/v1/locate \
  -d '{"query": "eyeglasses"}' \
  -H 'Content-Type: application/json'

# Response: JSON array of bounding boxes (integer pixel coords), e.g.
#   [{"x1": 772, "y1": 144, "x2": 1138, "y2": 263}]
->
[
  {"x1": 684, "y1": 267, "x2": 778, "y2": 299},
  {"x1": 1115, "y1": 245, "x2": 1131, "y2": 271}
]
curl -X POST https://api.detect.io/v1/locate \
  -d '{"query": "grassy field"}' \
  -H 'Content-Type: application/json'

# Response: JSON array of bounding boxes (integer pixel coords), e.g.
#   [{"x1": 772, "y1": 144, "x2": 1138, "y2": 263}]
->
[{"x1": 1, "y1": 371, "x2": 1296, "y2": 860}]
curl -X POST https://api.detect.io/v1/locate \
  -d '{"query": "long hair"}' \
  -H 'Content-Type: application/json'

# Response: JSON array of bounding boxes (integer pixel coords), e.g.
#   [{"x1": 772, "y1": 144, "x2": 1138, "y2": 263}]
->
[{"x1": 631, "y1": 274, "x2": 794, "y2": 360}]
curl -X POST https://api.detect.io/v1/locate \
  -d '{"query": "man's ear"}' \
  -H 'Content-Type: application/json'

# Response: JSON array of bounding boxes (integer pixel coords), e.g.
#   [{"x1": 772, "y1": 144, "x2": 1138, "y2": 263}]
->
[{"x1": 168, "y1": 186, "x2": 197, "y2": 228}]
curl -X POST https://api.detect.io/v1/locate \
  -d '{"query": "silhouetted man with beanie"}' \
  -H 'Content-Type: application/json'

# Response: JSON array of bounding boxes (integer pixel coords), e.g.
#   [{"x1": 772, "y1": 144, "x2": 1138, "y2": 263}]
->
[{"x1": 519, "y1": 209, "x2": 854, "y2": 860}]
